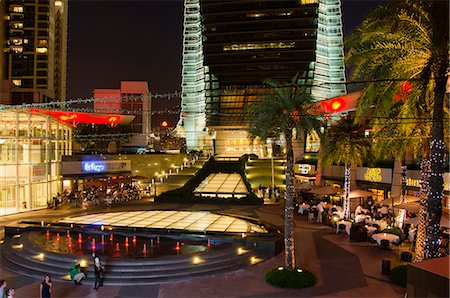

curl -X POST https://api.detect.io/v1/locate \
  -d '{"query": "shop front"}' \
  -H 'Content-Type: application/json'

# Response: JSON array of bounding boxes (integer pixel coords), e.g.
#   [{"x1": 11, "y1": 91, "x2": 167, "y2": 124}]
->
[
  {"x1": 62, "y1": 158, "x2": 132, "y2": 192},
  {"x1": 0, "y1": 108, "x2": 72, "y2": 216}
]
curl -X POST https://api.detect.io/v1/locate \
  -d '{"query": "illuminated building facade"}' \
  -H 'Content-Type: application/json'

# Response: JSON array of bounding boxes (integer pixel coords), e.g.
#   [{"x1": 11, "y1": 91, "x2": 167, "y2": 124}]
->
[
  {"x1": 93, "y1": 81, "x2": 151, "y2": 149},
  {"x1": 177, "y1": 0, "x2": 346, "y2": 154},
  {"x1": 0, "y1": 107, "x2": 72, "y2": 216},
  {"x1": 0, "y1": 0, "x2": 68, "y2": 104}
]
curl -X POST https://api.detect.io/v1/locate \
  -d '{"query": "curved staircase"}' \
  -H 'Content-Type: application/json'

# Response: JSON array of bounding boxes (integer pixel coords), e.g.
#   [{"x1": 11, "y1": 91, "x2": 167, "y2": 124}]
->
[{"x1": 1, "y1": 229, "x2": 267, "y2": 285}]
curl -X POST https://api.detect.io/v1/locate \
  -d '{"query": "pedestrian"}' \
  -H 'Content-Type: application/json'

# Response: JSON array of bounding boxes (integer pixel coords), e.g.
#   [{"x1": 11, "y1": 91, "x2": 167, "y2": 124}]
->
[
  {"x1": 6, "y1": 288, "x2": 14, "y2": 298},
  {"x1": 40, "y1": 274, "x2": 52, "y2": 298},
  {"x1": 0, "y1": 280, "x2": 7, "y2": 298},
  {"x1": 92, "y1": 253, "x2": 104, "y2": 290}
]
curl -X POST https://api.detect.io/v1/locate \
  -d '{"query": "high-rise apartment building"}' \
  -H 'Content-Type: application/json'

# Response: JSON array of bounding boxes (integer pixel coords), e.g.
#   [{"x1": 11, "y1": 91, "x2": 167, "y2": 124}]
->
[
  {"x1": 93, "y1": 81, "x2": 152, "y2": 150},
  {"x1": 0, "y1": 0, "x2": 68, "y2": 105},
  {"x1": 177, "y1": 0, "x2": 346, "y2": 154}
]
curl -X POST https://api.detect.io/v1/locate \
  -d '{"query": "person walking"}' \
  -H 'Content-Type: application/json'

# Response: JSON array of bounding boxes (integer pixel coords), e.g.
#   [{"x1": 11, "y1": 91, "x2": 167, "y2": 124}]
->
[
  {"x1": 40, "y1": 274, "x2": 52, "y2": 298},
  {"x1": 0, "y1": 280, "x2": 7, "y2": 298},
  {"x1": 93, "y1": 253, "x2": 104, "y2": 290}
]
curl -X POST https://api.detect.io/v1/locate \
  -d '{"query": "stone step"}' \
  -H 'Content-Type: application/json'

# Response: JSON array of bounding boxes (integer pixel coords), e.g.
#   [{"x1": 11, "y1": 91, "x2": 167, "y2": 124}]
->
[
  {"x1": 1, "y1": 244, "x2": 261, "y2": 285},
  {"x1": 1, "y1": 233, "x2": 266, "y2": 286}
]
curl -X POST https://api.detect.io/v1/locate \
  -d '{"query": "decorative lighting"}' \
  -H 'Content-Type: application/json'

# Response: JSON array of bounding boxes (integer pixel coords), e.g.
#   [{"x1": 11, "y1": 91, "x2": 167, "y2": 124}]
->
[
  {"x1": 297, "y1": 269, "x2": 303, "y2": 273},
  {"x1": 278, "y1": 266, "x2": 284, "y2": 271},
  {"x1": 192, "y1": 257, "x2": 203, "y2": 264},
  {"x1": 79, "y1": 260, "x2": 87, "y2": 268}
]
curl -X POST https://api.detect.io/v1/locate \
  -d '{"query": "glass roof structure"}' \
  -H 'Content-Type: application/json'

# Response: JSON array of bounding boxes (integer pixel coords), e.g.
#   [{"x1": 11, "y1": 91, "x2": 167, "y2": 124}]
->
[
  {"x1": 194, "y1": 173, "x2": 249, "y2": 198},
  {"x1": 59, "y1": 210, "x2": 267, "y2": 233}
]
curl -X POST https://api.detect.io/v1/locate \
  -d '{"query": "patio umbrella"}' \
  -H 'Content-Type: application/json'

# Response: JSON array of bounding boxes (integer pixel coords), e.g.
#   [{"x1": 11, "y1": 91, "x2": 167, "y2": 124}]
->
[
  {"x1": 311, "y1": 186, "x2": 343, "y2": 195},
  {"x1": 347, "y1": 189, "x2": 373, "y2": 199},
  {"x1": 395, "y1": 201, "x2": 420, "y2": 213},
  {"x1": 403, "y1": 212, "x2": 449, "y2": 228},
  {"x1": 381, "y1": 195, "x2": 420, "y2": 206},
  {"x1": 295, "y1": 182, "x2": 313, "y2": 191}
]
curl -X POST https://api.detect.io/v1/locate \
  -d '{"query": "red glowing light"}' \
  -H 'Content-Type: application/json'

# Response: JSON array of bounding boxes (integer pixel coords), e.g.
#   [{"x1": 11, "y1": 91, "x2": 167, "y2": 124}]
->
[
  {"x1": 46, "y1": 230, "x2": 50, "y2": 237},
  {"x1": 30, "y1": 109, "x2": 129, "y2": 127}
]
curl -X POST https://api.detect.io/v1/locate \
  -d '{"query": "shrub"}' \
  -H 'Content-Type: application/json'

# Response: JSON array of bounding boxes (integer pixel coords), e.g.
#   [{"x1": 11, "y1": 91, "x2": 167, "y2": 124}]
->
[
  {"x1": 265, "y1": 267, "x2": 316, "y2": 288},
  {"x1": 389, "y1": 265, "x2": 407, "y2": 287}
]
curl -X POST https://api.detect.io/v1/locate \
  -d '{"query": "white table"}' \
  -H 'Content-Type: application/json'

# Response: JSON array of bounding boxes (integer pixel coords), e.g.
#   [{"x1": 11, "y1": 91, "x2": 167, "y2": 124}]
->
[
  {"x1": 355, "y1": 214, "x2": 371, "y2": 223},
  {"x1": 336, "y1": 220, "x2": 352, "y2": 235},
  {"x1": 298, "y1": 204, "x2": 310, "y2": 215},
  {"x1": 369, "y1": 220, "x2": 388, "y2": 231},
  {"x1": 365, "y1": 226, "x2": 377, "y2": 234},
  {"x1": 371, "y1": 233, "x2": 400, "y2": 245}
]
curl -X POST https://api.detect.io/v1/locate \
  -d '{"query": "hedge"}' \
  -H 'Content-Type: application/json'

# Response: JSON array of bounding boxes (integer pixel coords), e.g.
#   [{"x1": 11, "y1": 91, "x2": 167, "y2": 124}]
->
[{"x1": 265, "y1": 267, "x2": 316, "y2": 288}]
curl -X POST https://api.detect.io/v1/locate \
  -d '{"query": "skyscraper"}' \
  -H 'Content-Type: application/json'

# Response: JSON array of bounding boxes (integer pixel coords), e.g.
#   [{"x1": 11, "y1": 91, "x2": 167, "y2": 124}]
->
[
  {"x1": 177, "y1": 0, "x2": 346, "y2": 154},
  {"x1": 0, "y1": 0, "x2": 68, "y2": 105}
]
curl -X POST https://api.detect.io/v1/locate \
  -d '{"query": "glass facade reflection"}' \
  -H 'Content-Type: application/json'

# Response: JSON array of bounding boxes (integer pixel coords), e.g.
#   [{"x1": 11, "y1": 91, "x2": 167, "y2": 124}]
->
[{"x1": 0, "y1": 108, "x2": 72, "y2": 215}]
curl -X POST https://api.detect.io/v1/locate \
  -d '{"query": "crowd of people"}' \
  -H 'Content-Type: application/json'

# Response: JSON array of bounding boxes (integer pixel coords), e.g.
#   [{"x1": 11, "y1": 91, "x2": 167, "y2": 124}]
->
[{"x1": 57, "y1": 183, "x2": 142, "y2": 209}]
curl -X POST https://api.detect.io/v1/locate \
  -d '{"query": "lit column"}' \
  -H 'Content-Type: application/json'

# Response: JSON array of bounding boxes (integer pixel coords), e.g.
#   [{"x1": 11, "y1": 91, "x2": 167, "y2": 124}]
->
[{"x1": 176, "y1": 0, "x2": 207, "y2": 151}]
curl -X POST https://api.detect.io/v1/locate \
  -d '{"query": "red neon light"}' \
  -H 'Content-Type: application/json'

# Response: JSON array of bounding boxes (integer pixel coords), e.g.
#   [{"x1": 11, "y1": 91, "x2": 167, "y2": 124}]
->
[
  {"x1": 320, "y1": 98, "x2": 346, "y2": 113},
  {"x1": 30, "y1": 109, "x2": 123, "y2": 127}
]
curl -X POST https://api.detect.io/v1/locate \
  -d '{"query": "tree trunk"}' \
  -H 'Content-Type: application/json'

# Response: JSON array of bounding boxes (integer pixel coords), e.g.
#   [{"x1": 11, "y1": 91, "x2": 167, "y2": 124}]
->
[
  {"x1": 284, "y1": 127, "x2": 296, "y2": 270},
  {"x1": 414, "y1": 158, "x2": 430, "y2": 262},
  {"x1": 344, "y1": 165, "x2": 351, "y2": 219},
  {"x1": 423, "y1": 0, "x2": 448, "y2": 260}
]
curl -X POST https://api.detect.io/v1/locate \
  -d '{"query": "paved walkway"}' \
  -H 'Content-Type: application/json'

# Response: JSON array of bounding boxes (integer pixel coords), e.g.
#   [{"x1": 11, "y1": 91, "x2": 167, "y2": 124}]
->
[{"x1": 0, "y1": 201, "x2": 406, "y2": 297}]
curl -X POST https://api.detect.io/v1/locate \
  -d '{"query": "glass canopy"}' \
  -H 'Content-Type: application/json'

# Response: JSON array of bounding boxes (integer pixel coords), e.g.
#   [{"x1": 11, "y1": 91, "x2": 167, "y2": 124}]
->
[
  {"x1": 194, "y1": 173, "x2": 249, "y2": 198},
  {"x1": 59, "y1": 210, "x2": 267, "y2": 233}
]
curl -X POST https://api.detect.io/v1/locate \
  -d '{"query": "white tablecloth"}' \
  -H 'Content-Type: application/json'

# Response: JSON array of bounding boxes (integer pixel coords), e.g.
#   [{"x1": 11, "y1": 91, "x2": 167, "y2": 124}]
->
[
  {"x1": 371, "y1": 233, "x2": 400, "y2": 245},
  {"x1": 355, "y1": 215, "x2": 371, "y2": 223},
  {"x1": 365, "y1": 226, "x2": 377, "y2": 234},
  {"x1": 368, "y1": 220, "x2": 388, "y2": 230},
  {"x1": 298, "y1": 204, "x2": 310, "y2": 215},
  {"x1": 336, "y1": 220, "x2": 352, "y2": 235}
]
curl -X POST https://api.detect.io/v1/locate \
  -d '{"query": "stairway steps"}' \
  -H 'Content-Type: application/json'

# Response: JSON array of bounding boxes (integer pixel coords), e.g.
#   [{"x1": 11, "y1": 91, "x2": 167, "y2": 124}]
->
[{"x1": 1, "y1": 231, "x2": 266, "y2": 286}]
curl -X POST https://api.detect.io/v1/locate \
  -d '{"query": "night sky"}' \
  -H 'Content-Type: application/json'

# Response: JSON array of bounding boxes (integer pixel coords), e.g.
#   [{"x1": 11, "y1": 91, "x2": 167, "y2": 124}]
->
[{"x1": 67, "y1": 0, "x2": 383, "y2": 127}]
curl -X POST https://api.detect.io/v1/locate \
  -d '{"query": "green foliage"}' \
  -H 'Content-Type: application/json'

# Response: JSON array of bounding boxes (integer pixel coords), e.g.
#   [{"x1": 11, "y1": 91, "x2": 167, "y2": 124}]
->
[
  {"x1": 156, "y1": 155, "x2": 263, "y2": 205},
  {"x1": 265, "y1": 267, "x2": 316, "y2": 288},
  {"x1": 389, "y1": 265, "x2": 407, "y2": 287},
  {"x1": 375, "y1": 227, "x2": 404, "y2": 237},
  {"x1": 320, "y1": 115, "x2": 369, "y2": 168},
  {"x1": 245, "y1": 73, "x2": 321, "y2": 142}
]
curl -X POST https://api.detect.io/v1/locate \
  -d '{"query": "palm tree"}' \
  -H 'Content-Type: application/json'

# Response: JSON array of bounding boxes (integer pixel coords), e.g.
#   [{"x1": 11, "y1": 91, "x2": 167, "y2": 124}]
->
[
  {"x1": 246, "y1": 74, "x2": 321, "y2": 271},
  {"x1": 346, "y1": 0, "x2": 449, "y2": 259},
  {"x1": 320, "y1": 116, "x2": 370, "y2": 219}
]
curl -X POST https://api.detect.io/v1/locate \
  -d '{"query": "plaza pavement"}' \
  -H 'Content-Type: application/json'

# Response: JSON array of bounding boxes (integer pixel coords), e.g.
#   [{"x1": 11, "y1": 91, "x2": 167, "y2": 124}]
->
[{"x1": 0, "y1": 200, "x2": 406, "y2": 298}]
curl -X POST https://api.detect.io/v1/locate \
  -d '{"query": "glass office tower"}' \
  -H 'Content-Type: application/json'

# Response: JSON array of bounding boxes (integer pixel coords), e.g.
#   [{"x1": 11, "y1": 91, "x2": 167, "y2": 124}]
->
[{"x1": 178, "y1": 0, "x2": 346, "y2": 154}]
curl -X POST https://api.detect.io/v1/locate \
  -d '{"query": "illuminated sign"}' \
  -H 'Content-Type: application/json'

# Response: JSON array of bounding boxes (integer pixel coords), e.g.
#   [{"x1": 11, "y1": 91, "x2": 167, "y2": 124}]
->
[
  {"x1": 406, "y1": 178, "x2": 449, "y2": 191},
  {"x1": 82, "y1": 161, "x2": 106, "y2": 173},
  {"x1": 364, "y1": 168, "x2": 382, "y2": 182},
  {"x1": 295, "y1": 164, "x2": 316, "y2": 175}
]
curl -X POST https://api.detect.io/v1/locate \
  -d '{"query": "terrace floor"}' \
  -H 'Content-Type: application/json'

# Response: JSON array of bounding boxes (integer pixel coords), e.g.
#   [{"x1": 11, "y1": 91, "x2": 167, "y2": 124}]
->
[{"x1": 0, "y1": 200, "x2": 406, "y2": 297}]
